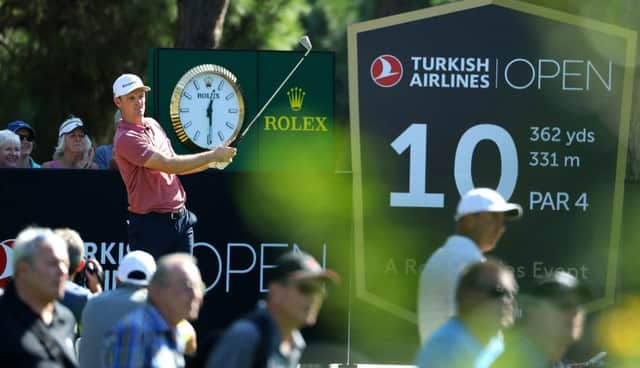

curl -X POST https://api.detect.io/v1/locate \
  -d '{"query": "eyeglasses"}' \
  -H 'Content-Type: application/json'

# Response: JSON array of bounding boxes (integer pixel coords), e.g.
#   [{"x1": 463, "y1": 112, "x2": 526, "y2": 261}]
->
[{"x1": 19, "y1": 135, "x2": 34, "y2": 142}]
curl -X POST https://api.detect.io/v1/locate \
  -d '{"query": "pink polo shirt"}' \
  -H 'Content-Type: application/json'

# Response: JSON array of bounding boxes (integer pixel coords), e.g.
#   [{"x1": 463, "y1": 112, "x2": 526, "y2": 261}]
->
[{"x1": 113, "y1": 117, "x2": 186, "y2": 214}]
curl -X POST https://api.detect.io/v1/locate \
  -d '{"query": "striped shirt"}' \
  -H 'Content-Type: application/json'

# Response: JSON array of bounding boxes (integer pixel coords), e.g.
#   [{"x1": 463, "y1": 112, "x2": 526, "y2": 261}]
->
[{"x1": 103, "y1": 303, "x2": 184, "y2": 368}]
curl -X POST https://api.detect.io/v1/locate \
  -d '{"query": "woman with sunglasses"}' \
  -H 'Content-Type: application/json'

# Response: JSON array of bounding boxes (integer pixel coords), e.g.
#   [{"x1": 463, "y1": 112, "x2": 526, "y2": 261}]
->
[{"x1": 7, "y1": 120, "x2": 40, "y2": 168}]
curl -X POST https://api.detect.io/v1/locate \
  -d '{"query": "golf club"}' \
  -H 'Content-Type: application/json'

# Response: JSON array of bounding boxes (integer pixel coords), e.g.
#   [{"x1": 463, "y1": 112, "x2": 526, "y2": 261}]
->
[
  {"x1": 231, "y1": 35, "x2": 312, "y2": 147},
  {"x1": 212, "y1": 36, "x2": 312, "y2": 169}
]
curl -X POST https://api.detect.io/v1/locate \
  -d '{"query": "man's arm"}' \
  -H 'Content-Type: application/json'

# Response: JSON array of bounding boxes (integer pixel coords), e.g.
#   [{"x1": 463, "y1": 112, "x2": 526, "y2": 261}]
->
[
  {"x1": 144, "y1": 145, "x2": 236, "y2": 174},
  {"x1": 177, "y1": 162, "x2": 213, "y2": 176}
]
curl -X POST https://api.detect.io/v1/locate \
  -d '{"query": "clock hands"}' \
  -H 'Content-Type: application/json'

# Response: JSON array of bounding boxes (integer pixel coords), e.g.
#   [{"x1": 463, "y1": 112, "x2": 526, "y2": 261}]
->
[{"x1": 206, "y1": 92, "x2": 214, "y2": 146}]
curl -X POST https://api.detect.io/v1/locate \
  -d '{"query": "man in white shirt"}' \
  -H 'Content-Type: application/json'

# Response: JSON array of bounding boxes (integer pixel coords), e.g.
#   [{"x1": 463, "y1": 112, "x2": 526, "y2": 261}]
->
[{"x1": 417, "y1": 188, "x2": 523, "y2": 343}]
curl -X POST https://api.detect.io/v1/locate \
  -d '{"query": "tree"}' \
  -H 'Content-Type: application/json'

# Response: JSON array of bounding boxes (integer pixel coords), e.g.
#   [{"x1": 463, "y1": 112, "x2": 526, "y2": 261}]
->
[
  {"x1": 0, "y1": 0, "x2": 176, "y2": 161},
  {"x1": 175, "y1": 0, "x2": 229, "y2": 48}
]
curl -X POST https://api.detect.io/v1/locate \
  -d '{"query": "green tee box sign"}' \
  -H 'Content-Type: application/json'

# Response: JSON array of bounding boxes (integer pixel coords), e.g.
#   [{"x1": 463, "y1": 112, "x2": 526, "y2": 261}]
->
[
  {"x1": 348, "y1": 0, "x2": 635, "y2": 362},
  {"x1": 147, "y1": 48, "x2": 334, "y2": 172}
]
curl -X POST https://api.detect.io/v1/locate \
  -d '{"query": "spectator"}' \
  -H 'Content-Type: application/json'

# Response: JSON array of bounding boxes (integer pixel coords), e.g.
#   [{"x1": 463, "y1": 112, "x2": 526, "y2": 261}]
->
[
  {"x1": 54, "y1": 228, "x2": 103, "y2": 323},
  {"x1": 79, "y1": 250, "x2": 156, "y2": 368},
  {"x1": 418, "y1": 187, "x2": 522, "y2": 343},
  {"x1": 0, "y1": 129, "x2": 20, "y2": 168},
  {"x1": 205, "y1": 251, "x2": 340, "y2": 368},
  {"x1": 112, "y1": 73, "x2": 236, "y2": 259},
  {"x1": 415, "y1": 259, "x2": 518, "y2": 368},
  {"x1": 494, "y1": 271, "x2": 591, "y2": 368},
  {"x1": 93, "y1": 110, "x2": 120, "y2": 170},
  {"x1": 0, "y1": 227, "x2": 77, "y2": 367},
  {"x1": 7, "y1": 120, "x2": 40, "y2": 168},
  {"x1": 42, "y1": 116, "x2": 98, "y2": 169},
  {"x1": 103, "y1": 253, "x2": 204, "y2": 367}
]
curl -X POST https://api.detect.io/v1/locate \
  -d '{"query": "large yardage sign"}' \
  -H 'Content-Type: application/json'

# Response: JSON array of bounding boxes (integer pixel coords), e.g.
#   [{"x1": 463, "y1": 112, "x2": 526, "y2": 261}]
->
[{"x1": 348, "y1": 0, "x2": 636, "y2": 362}]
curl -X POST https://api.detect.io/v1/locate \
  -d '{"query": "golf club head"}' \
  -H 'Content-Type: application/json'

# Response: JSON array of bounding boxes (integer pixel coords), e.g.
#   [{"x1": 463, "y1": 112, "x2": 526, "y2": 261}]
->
[{"x1": 300, "y1": 35, "x2": 312, "y2": 51}]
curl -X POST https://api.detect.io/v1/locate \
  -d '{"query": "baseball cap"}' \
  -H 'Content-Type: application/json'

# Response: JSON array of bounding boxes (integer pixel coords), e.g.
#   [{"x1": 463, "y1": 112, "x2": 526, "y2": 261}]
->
[
  {"x1": 270, "y1": 251, "x2": 340, "y2": 284},
  {"x1": 529, "y1": 271, "x2": 591, "y2": 307},
  {"x1": 7, "y1": 120, "x2": 36, "y2": 137},
  {"x1": 116, "y1": 250, "x2": 157, "y2": 286},
  {"x1": 454, "y1": 187, "x2": 523, "y2": 221},
  {"x1": 58, "y1": 117, "x2": 87, "y2": 137},
  {"x1": 113, "y1": 73, "x2": 150, "y2": 98}
]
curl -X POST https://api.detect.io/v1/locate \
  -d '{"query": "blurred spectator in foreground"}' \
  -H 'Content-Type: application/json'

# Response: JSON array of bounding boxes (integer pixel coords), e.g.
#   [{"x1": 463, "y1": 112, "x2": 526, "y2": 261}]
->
[
  {"x1": 0, "y1": 227, "x2": 77, "y2": 367},
  {"x1": 103, "y1": 253, "x2": 203, "y2": 367},
  {"x1": 7, "y1": 120, "x2": 40, "y2": 168},
  {"x1": 79, "y1": 250, "x2": 156, "y2": 368},
  {"x1": 93, "y1": 110, "x2": 120, "y2": 170},
  {"x1": 418, "y1": 188, "x2": 522, "y2": 343},
  {"x1": 205, "y1": 251, "x2": 340, "y2": 368},
  {"x1": 54, "y1": 228, "x2": 103, "y2": 323},
  {"x1": 416, "y1": 259, "x2": 518, "y2": 368},
  {"x1": 495, "y1": 271, "x2": 591, "y2": 368},
  {"x1": 42, "y1": 116, "x2": 98, "y2": 169},
  {"x1": 0, "y1": 129, "x2": 20, "y2": 168}
]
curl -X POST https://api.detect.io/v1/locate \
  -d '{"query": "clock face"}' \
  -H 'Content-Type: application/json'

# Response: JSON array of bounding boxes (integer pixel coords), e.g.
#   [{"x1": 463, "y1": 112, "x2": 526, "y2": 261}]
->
[{"x1": 170, "y1": 64, "x2": 245, "y2": 150}]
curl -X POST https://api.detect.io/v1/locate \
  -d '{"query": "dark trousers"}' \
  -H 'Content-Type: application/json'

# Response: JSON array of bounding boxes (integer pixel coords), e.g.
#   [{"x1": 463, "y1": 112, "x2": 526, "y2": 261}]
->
[{"x1": 127, "y1": 208, "x2": 197, "y2": 259}]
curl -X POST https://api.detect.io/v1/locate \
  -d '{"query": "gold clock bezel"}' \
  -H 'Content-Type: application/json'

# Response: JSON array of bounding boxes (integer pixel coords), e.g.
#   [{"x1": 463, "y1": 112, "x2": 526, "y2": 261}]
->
[{"x1": 169, "y1": 64, "x2": 245, "y2": 151}]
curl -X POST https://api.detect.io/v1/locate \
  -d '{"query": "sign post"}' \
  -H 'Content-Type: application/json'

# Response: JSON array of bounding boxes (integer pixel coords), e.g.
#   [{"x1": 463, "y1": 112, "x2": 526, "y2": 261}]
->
[{"x1": 348, "y1": 0, "x2": 636, "y2": 362}]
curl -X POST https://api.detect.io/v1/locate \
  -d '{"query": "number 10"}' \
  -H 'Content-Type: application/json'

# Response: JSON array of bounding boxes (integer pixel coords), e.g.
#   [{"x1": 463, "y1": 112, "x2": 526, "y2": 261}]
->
[{"x1": 390, "y1": 123, "x2": 519, "y2": 207}]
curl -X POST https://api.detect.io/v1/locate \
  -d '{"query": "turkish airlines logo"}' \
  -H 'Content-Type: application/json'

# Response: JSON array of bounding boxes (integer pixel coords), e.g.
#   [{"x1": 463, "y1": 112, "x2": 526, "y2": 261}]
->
[
  {"x1": 370, "y1": 55, "x2": 403, "y2": 87},
  {"x1": 0, "y1": 239, "x2": 15, "y2": 288}
]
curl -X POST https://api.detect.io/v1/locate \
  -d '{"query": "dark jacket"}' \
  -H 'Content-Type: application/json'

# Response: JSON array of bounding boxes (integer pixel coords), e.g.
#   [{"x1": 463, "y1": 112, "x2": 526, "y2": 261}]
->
[{"x1": 0, "y1": 280, "x2": 78, "y2": 367}]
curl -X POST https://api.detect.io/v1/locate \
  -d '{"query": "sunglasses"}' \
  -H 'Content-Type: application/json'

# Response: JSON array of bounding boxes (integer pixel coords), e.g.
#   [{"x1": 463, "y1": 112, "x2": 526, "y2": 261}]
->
[
  {"x1": 290, "y1": 281, "x2": 326, "y2": 297},
  {"x1": 19, "y1": 135, "x2": 34, "y2": 142},
  {"x1": 549, "y1": 297, "x2": 582, "y2": 311},
  {"x1": 476, "y1": 284, "x2": 516, "y2": 300}
]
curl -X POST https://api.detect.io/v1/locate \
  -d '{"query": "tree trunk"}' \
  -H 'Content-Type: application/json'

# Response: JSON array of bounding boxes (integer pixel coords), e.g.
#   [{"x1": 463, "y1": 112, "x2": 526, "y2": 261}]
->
[{"x1": 175, "y1": 0, "x2": 229, "y2": 48}]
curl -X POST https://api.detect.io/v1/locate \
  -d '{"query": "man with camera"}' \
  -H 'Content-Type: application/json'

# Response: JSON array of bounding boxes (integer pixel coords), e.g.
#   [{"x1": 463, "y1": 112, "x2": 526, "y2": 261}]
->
[{"x1": 55, "y1": 228, "x2": 103, "y2": 323}]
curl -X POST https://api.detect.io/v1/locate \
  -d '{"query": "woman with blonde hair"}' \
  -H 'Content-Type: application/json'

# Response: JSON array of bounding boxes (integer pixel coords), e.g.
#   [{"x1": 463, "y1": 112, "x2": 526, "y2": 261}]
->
[{"x1": 42, "y1": 116, "x2": 98, "y2": 169}]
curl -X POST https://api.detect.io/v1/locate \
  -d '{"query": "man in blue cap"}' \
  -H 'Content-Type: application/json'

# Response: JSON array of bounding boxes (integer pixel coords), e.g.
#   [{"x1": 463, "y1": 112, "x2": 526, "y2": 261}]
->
[{"x1": 7, "y1": 120, "x2": 40, "y2": 168}]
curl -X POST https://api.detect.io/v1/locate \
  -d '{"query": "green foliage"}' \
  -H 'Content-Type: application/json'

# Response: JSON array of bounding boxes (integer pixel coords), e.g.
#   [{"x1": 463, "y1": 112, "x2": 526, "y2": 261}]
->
[
  {"x1": 0, "y1": 0, "x2": 177, "y2": 161},
  {"x1": 223, "y1": 0, "x2": 311, "y2": 50},
  {"x1": 0, "y1": 0, "x2": 637, "y2": 168}
]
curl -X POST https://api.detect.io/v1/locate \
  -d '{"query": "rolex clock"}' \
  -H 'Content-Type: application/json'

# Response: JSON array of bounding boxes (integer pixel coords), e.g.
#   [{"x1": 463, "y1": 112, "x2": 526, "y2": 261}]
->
[{"x1": 170, "y1": 64, "x2": 245, "y2": 150}]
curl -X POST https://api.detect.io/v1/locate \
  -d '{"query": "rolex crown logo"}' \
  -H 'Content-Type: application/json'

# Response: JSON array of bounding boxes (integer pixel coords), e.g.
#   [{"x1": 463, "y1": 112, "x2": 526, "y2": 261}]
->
[
  {"x1": 204, "y1": 78, "x2": 213, "y2": 88},
  {"x1": 287, "y1": 87, "x2": 306, "y2": 111}
]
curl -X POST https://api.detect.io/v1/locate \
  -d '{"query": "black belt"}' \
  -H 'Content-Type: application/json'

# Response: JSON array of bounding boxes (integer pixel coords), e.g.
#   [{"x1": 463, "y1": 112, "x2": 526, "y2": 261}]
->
[{"x1": 145, "y1": 207, "x2": 187, "y2": 220}]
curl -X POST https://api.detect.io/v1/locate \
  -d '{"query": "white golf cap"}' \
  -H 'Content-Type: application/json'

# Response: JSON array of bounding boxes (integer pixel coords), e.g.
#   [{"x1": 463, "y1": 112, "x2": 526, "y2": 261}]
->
[
  {"x1": 58, "y1": 117, "x2": 87, "y2": 137},
  {"x1": 116, "y1": 250, "x2": 156, "y2": 286},
  {"x1": 454, "y1": 187, "x2": 522, "y2": 221},
  {"x1": 113, "y1": 73, "x2": 150, "y2": 98}
]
